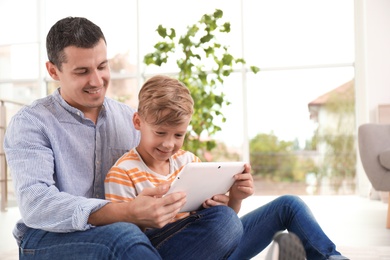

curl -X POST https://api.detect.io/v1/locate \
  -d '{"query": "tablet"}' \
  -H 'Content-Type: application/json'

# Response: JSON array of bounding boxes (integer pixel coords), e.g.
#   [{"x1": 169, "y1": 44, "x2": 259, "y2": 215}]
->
[{"x1": 166, "y1": 161, "x2": 246, "y2": 212}]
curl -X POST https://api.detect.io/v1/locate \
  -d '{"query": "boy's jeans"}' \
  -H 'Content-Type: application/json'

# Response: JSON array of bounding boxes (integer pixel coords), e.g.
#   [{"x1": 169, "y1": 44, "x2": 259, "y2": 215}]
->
[{"x1": 230, "y1": 195, "x2": 341, "y2": 260}]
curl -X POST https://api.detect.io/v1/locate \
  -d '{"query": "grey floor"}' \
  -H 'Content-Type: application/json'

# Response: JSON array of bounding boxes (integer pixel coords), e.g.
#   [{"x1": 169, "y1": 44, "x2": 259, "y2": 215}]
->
[{"x1": 2, "y1": 195, "x2": 390, "y2": 259}]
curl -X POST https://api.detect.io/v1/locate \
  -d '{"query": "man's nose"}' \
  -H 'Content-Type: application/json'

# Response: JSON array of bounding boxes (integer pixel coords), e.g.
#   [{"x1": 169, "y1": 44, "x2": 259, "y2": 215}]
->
[{"x1": 89, "y1": 69, "x2": 104, "y2": 86}]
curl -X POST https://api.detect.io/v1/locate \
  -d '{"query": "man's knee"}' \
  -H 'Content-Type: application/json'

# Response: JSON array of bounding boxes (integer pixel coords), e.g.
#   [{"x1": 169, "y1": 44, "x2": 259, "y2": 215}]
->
[
  {"x1": 98, "y1": 222, "x2": 160, "y2": 259},
  {"x1": 103, "y1": 222, "x2": 149, "y2": 244}
]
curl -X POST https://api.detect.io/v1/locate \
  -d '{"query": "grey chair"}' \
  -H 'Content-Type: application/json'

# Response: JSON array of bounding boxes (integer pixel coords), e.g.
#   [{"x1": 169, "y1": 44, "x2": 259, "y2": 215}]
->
[{"x1": 358, "y1": 123, "x2": 390, "y2": 228}]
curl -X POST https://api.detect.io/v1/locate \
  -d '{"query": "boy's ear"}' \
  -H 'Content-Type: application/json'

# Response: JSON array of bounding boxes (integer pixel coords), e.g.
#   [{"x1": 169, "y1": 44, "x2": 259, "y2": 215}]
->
[
  {"x1": 46, "y1": 61, "x2": 60, "y2": 80},
  {"x1": 133, "y1": 112, "x2": 141, "y2": 130}
]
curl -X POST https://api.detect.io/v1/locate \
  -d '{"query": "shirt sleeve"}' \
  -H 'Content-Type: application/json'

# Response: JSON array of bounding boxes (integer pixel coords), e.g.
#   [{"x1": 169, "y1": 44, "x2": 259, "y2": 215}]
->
[{"x1": 4, "y1": 110, "x2": 108, "y2": 233}]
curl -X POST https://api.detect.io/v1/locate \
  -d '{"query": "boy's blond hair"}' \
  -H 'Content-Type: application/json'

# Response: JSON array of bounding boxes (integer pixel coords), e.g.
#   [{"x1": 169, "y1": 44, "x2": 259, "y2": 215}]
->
[{"x1": 137, "y1": 75, "x2": 194, "y2": 126}]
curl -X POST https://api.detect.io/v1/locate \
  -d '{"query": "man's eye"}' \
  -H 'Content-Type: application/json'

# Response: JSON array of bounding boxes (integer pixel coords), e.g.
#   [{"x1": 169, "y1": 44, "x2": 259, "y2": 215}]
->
[{"x1": 75, "y1": 70, "x2": 87, "y2": 75}]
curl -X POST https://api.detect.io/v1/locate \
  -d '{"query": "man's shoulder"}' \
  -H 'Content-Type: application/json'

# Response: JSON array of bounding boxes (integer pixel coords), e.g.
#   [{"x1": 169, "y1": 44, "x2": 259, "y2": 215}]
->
[
  {"x1": 113, "y1": 148, "x2": 142, "y2": 168},
  {"x1": 12, "y1": 95, "x2": 56, "y2": 118},
  {"x1": 104, "y1": 97, "x2": 137, "y2": 114}
]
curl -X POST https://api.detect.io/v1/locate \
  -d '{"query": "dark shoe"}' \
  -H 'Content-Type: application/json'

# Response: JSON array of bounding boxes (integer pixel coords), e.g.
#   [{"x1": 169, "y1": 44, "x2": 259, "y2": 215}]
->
[{"x1": 265, "y1": 231, "x2": 306, "y2": 260}]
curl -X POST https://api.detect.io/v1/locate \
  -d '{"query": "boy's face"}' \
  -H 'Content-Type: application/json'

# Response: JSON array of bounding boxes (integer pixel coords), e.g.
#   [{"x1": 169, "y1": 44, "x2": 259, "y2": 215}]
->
[
  {"x1": 133, "y1": 112, "x2": 191, "y2": 164},
  {"x1": 45, "y1": 39, "x2": 110, "y2": 114}
]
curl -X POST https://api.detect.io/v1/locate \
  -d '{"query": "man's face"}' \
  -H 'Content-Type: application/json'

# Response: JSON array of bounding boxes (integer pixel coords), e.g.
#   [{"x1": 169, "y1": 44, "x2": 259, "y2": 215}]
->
[{"x1": 46, "y1": 39, "x2": 110, "y2": 114}]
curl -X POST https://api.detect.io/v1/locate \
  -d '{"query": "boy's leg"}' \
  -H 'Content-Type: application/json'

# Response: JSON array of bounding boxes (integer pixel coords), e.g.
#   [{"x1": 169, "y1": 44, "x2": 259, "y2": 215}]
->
[
  {"x1": 145, "y1": 205, "x2": 243, "y2": 260},
  {"x1": 230, "y1": 195, "x2": 345, "y2": 260},
  {"x1": 19, "y1": 222, "x2": 161, "y2": 260}
]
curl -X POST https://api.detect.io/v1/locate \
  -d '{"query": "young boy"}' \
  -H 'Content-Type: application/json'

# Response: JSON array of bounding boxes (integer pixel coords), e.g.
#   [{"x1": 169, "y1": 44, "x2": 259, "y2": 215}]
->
[{"x1": 104, "y1": 75, "x2": 254, "y2": 222}]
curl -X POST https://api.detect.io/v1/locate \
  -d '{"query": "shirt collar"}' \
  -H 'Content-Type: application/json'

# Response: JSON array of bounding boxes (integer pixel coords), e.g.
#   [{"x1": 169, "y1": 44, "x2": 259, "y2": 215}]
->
[{"x1": 52, "y1": 88, "x2": 107, "y2": 118}]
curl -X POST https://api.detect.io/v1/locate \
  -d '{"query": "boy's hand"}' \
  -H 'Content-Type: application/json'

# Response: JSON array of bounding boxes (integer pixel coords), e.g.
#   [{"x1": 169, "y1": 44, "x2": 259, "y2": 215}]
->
[
  {"x1": 202, "y1": 194, "x2": 230, "y2": 208},
  {"x1": 228, "y1": 164, "x2": 254, "y2": 213},
  {"x1": 201, "y1": 164, "x2": 254, "y2": 213},
  {"x1": 230, "y1": 163, "x2": 254, "y2": 201}
]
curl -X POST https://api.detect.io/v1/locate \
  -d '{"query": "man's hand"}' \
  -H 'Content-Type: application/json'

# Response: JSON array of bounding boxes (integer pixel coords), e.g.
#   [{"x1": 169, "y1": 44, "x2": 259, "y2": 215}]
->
[
  {"x1": 89, "y1": 184, "x2": 186, "y2": 229},
  {"x1": 131, "y1": 184, "x2": 186, "y2": 229}
]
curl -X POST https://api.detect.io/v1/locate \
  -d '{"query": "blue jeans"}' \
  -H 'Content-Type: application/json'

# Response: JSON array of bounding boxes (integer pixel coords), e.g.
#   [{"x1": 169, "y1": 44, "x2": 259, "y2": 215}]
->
[
  {"x1": 230, "y1": 195, "x2": 342, "y2": 260},
  {"x1": 19, "y1": 196, "x2": 341, "y2": 259},
  {"x1": 19, "y1": 222, "x2": 161, "y2": 259},
  {"x1": 19, "y1": 206, "x2": 242, "y2": 260}
]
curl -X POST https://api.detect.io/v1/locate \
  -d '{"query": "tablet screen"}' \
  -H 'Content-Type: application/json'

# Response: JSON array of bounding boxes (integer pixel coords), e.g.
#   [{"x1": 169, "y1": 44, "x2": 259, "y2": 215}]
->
[{"x1": 166, "y1": 162, "x2": 246, "y2": 212}]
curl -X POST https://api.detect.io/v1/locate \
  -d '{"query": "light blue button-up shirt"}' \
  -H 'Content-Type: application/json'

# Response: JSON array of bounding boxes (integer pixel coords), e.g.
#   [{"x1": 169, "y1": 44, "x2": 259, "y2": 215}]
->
[{"x1": 4, "y1": 89, "x2": 140, "y2": 244}]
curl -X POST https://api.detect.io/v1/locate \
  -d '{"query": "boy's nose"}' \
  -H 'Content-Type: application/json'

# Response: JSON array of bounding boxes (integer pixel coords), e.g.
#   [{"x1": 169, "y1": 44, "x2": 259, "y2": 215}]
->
[{"x1": 162, "y1": 138, "x2": 175, "y2": 149}]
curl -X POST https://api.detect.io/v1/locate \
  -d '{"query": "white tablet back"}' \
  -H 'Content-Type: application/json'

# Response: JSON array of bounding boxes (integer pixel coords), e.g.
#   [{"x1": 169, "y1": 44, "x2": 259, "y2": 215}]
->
[{"x1": 166, "y1": 162, "x2": 246, "y2": 212}]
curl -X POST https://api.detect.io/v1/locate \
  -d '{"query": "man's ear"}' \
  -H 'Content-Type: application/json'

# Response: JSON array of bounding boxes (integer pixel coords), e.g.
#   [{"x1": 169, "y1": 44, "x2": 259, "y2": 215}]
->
[
  {"x1": 133, "y1": 112, "x2": 141, "y2": 130},
  {"x1": 46, "y1": 61, "x2": 60, "y2": 80}
]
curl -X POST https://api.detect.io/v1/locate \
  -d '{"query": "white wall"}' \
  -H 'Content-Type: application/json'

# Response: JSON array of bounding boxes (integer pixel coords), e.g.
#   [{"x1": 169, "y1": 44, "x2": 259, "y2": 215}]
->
[{"x1": 355, "y1": 0, "x2": 390, "y2": 196}]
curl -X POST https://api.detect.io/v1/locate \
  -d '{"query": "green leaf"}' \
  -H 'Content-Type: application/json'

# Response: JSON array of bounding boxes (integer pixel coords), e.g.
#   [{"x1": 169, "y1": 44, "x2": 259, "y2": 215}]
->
[
  {"x1": 168, "y1": 28, "x2": 176, "y2": 39},
  {"x1": 221, "y1": 22, "x2": 231, "y2": 33},
  {"x1": 157, "y1": 25, "x2": 167, "y2": 37},
  {"x1": 222, "y1": 54, "x2": 234, "y2": 65},
  {"x1": 236, "y1": 58, "x2": 245, "y2": 64},
  {"x1": 250, "y1": 66, "x2": 260, "y2": 73},
  {"x1": 200, "y1": 33, "x2": 213, "y2": 43},
  {"x1": 214, "y1": 9, "x2": 223, "y2": 19}
]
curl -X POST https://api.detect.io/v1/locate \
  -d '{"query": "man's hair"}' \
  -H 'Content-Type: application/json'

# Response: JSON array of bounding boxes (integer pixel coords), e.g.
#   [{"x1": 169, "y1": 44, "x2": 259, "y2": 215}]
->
[
  {"x1": 46, "y1": 17, "x2": 106, "y2": 70},
  {"x1": 138, "y1": 75, "x2": 194, "y2": 126}
]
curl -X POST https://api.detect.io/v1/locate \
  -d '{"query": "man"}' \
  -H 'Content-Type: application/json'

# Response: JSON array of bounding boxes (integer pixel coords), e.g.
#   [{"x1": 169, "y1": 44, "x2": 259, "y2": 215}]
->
[{"x1": 4, "y1": 17, "x2": 243, "y2": 259}]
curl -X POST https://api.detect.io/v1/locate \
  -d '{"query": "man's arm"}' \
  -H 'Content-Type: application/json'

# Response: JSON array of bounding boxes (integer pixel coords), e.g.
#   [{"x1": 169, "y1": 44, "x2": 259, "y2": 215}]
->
[{"x1": 4, "y1": 110, "x2": 107, "y2": 232}]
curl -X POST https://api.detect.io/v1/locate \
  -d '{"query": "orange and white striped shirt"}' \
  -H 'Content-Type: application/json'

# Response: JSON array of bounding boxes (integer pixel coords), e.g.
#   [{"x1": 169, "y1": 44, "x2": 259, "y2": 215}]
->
[{"x1": 104, "y1": 148, "x2": 201, "y2": 220}]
